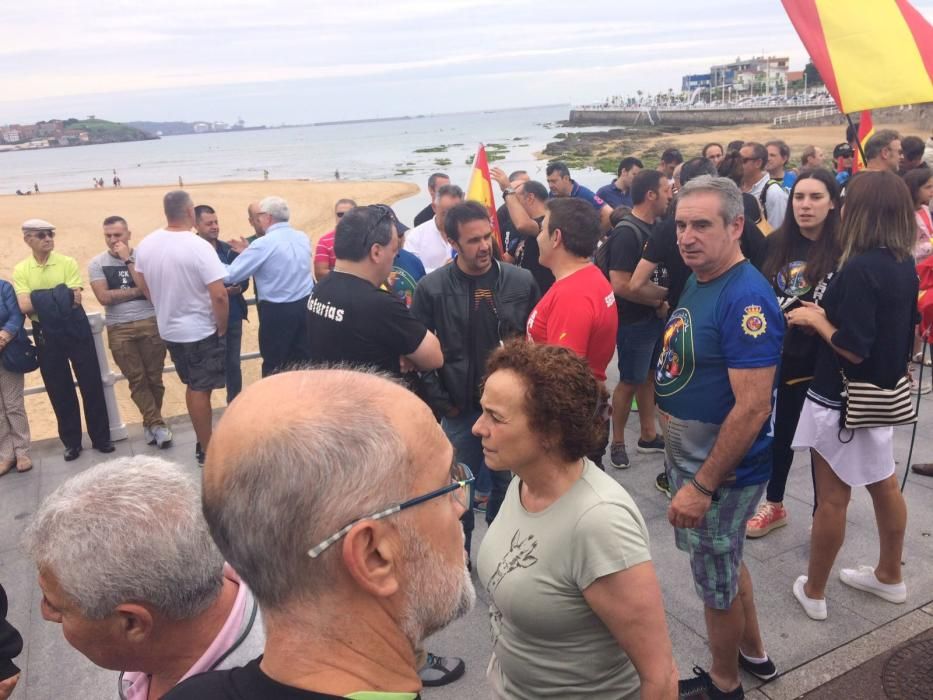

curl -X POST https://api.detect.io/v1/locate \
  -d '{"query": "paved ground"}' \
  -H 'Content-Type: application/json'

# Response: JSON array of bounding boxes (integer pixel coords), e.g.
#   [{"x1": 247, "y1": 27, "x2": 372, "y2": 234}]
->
[{"x1": 2, "y1": 360, "x2": 933, "y2": 699}]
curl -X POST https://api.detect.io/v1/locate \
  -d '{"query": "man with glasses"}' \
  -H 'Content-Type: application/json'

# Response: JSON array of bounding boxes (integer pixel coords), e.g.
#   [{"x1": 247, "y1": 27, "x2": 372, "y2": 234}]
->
[
  {"x1": 412, "y1": 201, "x2": 539, "y2": 551},
  {"x1": 165, "y1": 369, "x2": 476, "y2": 699},
  {"x1": 307, "y1": 205, "x2": 443, "y2": 378},
  {"x1": 225, "y1": 196, "x2": 314, "y2": 377},
  {"x1": 739, "y1": 142, "x2": 789, "y2": 229},
  {"x1": 13, "y1": 218, "x2": 112, "y2": 461},
  {"x1": 313, "y1": 198, "x2": 357, "y2": 281}
]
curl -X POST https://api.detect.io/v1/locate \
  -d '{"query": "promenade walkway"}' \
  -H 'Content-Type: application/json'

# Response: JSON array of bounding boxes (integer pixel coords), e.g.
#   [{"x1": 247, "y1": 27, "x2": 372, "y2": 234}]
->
[{"x1": 2, "y1": 360, "x2": 932, "y2": 698}]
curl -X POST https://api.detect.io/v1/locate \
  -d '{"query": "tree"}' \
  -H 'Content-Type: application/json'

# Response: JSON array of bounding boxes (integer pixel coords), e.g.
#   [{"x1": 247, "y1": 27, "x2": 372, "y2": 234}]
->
[{"x1": 803, "y1": 61, "x2": 825, "y2": 87}]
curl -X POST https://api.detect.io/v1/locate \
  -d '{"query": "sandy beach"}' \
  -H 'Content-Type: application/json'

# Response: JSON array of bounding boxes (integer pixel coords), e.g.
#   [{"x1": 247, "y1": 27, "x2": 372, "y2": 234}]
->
[{"x1": 0, "y1": 179, "x2": 419, "y2": 442}]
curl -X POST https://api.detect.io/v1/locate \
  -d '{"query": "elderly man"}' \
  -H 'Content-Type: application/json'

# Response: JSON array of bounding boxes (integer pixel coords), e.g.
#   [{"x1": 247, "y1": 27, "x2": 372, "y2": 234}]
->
[
  {"x1": 13, "y1": 218, "x2": 112, "y2": 461},
  {"x1": 89, "y1": 215, "x2": 171, "y2": 448},
  {"x1": 23, "y1": 456, "x2": 264, "y2": 700},
  {"x1": 226, "y1": 196, "x2": 313, "y2": 377},
  {"x1": 864, "y1": 129, "x2": 903, "y2": 173},
  {"x1": 657, "y1": 176, "x2": 784, "y2": 699},
  {"x1": 404, "y1": 184, "x2": 464, "y2": 273},
  {"x1": 134, "y1": 191, "x2": 229, "y2": 464},
  {"x1": 164, "y1": 369, "x2": 475, "y2": 698}
]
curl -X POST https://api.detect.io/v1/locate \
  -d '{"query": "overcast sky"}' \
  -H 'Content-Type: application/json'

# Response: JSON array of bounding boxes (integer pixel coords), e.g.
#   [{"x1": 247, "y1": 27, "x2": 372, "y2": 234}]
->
[{"x1": 2, "y1": 0, "x2": 931, "y2": 125}]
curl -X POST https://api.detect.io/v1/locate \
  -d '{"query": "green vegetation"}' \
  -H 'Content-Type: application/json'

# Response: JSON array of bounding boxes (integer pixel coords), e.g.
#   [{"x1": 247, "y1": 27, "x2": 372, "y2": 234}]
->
[
  {"x1": 415, "y1": 145, "x2": 449, "y2": 153},
  {"x1": 63, "y1": 118, "x2": 156, "y2": 144},
  {"x1": 434, "y1": 157, "x2": 452, "y2": 166}
]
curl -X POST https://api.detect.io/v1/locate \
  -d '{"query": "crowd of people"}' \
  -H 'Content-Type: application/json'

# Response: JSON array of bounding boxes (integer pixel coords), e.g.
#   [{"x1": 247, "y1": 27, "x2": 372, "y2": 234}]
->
[{"x1": 1, "y1": 124, "x2": 932, "y2": 700}]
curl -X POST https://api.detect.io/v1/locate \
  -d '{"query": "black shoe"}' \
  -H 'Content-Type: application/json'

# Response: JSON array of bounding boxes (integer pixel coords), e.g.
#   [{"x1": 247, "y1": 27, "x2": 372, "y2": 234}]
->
[
  {"x1": 418, "y1": 653, "x2": 465, "y2": 687},
  {"x1": 63, "y1": 447, "x2": 82, "y2": 462},
  {"x1": 94, "y1": 442, "x2": 115, "y2": 454},
  {"x1": 739, "y1": 651, "x2": 777, "y2": 681},
  {"x1": 195, "y1": 442, "x2": 205, "y2": 466},
  {"x1": 679, "y1": 665, "x2": 744, "y2": 699}
]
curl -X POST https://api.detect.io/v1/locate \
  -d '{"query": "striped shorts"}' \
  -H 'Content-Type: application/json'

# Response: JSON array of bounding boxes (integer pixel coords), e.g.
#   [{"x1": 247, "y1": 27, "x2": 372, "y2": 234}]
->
[{"x1": 668, "y1": 466, "x2": 766, "y2": 610}]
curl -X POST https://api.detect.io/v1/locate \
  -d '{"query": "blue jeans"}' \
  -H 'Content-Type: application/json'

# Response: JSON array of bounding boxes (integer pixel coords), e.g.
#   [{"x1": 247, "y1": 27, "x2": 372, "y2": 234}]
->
[
  {"x1": 225, "y1": 318, "x2": 243, "y2": 404},
  {"x1": 442, "y1": 409, "x2": 511, "y2": 551}
]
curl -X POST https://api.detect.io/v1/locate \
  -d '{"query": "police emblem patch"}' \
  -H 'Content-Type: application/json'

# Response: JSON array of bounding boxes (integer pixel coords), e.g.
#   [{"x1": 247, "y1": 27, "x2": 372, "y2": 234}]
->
[{"x1": 741, "y1": 305, "x2": 767, "y2": 338}]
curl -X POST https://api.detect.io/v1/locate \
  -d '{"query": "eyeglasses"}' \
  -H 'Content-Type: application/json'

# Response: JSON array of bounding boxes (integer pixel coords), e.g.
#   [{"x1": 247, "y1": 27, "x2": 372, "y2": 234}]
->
[
  {"x1": 307, "y1": 461, "x2": 474, "y2": 559},
  {"x1": 29, "y1": 231, "x2": 55, "y2": 240},
  {"x1": 741, "y1": 157, "x2": 759, "y2": 164},
  {"x1": 336, "y1": 211, "x2": 346, "y2": 218}
]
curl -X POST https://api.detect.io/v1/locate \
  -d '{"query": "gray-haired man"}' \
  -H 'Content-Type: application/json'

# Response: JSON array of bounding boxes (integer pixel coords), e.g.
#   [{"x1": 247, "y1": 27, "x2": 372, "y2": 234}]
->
[
  {"x1": 24, "y1": 456, "x2": 264, "y2": 699},
  {"x1": 165, "y1": 369, "x2": 475, "y2": 698}
]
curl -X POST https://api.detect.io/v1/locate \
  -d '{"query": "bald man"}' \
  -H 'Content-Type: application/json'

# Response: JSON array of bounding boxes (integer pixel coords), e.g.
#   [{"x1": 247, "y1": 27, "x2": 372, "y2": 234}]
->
[{"x1": 166, "y1": 369, "x2": 475, "y2": 699}]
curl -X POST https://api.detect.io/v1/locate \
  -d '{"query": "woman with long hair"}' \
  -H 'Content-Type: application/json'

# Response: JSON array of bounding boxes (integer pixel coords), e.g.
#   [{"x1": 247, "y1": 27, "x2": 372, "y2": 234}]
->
[
  {"x1": 746, "y1": 169, "x2": 841, "y2": 537},
  {"x1": 786, "y1": 171, "x2": 917, "y2": 620},
  {"x1": 905, "y1": 166, "x2": 933, "y2": 264},
  {"x1": 475, "y1": 340, "x2": 676, "y2": 699}
]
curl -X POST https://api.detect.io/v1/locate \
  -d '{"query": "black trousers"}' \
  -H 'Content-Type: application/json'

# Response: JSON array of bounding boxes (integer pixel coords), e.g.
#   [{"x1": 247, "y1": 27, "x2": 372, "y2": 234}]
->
[
  {"x1": 258, "y1": 297, "x2": 311, "y2": 377},
  {"x1": 768, "y1": 379, "x2": 812, "y2": 503},
  {"x1": 34, "y1": 323, "x2": 110, "y2": 450}
]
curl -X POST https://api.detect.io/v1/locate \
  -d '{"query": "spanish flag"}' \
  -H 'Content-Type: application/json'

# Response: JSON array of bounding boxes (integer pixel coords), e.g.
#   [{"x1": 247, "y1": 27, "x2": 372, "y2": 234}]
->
[
  {"x1": 466, "y1": 144, "x2": 503, "y2": 252},
  {"x1": 782, "y1": 0, "x2": 933, "y2": 113},
  {"x1": 853, "y1": 110, "x2": 875, "y2": 172}
]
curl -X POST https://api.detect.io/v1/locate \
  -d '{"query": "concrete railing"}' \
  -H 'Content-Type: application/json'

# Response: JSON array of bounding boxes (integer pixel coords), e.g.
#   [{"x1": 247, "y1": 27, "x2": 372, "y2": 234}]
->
[
  {"x1": 772, "y1": 105, "x2": 841, "y2": 127},
  {"x1": 22, "y1": 299, "x2": 261, "y2": 442}
]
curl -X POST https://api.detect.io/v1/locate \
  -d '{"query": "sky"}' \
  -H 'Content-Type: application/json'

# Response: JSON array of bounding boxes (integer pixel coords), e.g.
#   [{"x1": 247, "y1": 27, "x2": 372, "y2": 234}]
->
[{"x1": 2, "y1": 0, "x2": 931, "y2": 126}]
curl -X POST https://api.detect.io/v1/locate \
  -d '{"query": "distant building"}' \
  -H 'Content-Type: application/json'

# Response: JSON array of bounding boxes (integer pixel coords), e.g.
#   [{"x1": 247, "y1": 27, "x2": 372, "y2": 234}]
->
[
  {"x1": 1, "y1": 129, "x2": 21, "y2": 144},
  {"x1": 212, "y1": 121, "x2": 228, "y2": 131},
  {"x1": 17, "y1": 124, "x2": 38, "y2": 140},
  {"x1": 710, "y1": 55, "x2": 789, "y2": 94},
  {"x1": 682, "y1": 73, "x2": 712, "y2": 92},
  {"x1": 193, "y1": 122, "x2": 211, "y2": 133},
  {"x1": 38, "y1": 120, "x2": 64, "y2": 137}
]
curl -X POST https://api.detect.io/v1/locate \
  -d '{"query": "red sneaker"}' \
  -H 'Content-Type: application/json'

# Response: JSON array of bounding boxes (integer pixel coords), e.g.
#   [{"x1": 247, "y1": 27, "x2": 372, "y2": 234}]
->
[{"x1": 746, "y1": 502, "x2": 787, "y2": 538}]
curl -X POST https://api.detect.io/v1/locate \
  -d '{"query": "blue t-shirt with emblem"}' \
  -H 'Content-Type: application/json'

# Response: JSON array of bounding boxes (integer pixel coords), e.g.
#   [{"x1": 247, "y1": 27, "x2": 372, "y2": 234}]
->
[{"x1": 655, "y1": 260, "x2": 784, "y2": 486}]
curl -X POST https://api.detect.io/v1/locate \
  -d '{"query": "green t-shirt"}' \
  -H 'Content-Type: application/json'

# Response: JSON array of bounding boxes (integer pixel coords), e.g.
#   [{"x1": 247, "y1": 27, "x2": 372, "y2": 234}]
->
[{"x1": 476, "y1": 459, "x2": 651, "y2": 699}]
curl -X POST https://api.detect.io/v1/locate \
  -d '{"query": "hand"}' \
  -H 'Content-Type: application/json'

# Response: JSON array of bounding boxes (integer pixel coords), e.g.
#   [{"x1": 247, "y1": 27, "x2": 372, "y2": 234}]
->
[
  {"x1": 489, "y1": 166, "x2": 511, "y2": 192},
  {"x1": 0, "y1": 673, "x2": 20, "y2": 700},
  {"x1": 71, "y1": 288, "x2": 82, "y2": 307},
  {"x1": 668, "y1": 481, "x2": 712, "y2": 529},
  {"x1": 786, "y1": 300, "x2": 825, "y2": 329},
  {"x1": 0, "y1": 330, "x2": 12, "y2": 344},
  {"x1": 228, "y1": 237, "x2": 249, "y2": 254},
  {"x1": 399, "y1": 356, "x2": 415, "y2": 373},
  {"x1": 656, "y1": 300, "x2": 670, "y2": 319},
  {"x1": 111, "y1": 241, "x2": 130, "y2": 260},
  {"x1": 386, "y1": 271, "x2": 399, "y2": 288}
]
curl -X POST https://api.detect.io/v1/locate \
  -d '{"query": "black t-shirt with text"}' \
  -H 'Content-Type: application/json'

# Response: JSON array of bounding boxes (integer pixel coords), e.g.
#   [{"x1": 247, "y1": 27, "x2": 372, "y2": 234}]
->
[
  {"x1": 516, "y1": 215, "x2": 555, "y2": 295},
  {"x1": 307, "y1": 271, "x2": 427, "y2": 376},
  {"x1": 606, "y1": 214, "x2": 657, "y2": 325},
  {"x1": 164, "y1": 656, "x2": 422, "y2": 700}
]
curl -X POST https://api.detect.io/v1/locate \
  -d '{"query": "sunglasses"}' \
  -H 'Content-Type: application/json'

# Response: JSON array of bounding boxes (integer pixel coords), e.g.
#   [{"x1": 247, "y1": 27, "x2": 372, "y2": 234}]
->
[{"x1": 29, "y1": 231, "x2": 55, "y2": 240}]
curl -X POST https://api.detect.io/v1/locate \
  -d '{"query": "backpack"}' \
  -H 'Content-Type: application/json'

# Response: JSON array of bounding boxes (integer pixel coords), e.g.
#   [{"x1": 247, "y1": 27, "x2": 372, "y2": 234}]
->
[
  {"x1": 595, "y1": 218, "x2": 649, "y2": 281},
  {"x1": 756, "y1": 179, "x2": 783, "y2": 236}
]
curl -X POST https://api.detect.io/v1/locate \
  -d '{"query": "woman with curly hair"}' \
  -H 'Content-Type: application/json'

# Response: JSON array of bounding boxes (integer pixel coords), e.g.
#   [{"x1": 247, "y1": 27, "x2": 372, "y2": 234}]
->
[{"x1": 475, "y1": 340, "x2": 676, "y2": 699}]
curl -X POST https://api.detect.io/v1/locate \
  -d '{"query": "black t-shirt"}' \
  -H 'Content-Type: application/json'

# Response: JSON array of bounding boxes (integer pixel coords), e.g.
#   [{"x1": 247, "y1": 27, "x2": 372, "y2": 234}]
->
[
  {"x1": 497, "y1": 203, "x2": 521, "y2": 256},
  {"x1": 516, "y1": 215, "x2": 555, "y2": 294},
  {"x1": 809, "y1": 248, "x2": 919, "y2": 405},
  {"x1": 644, "y1": 215, "x2": 769, "y2": 309},
  {"x1": 764, "y1": 233, "x2": 833, "y2": 383},
  {"x1": 413, "y1": 203, "x2": 434, "y2": 228},
  {"x1": 164, "y1": 656, "x2": 422, "y2": 700},
  {"x1": 307, "y1": 271, "x2": 427, "y2": 376},
  {"x1": 467, "y1": 264, "x2": 500, "y2": 404},
  {"x1": 607, "y1": 214, "x2": 657, "y2": 325}
]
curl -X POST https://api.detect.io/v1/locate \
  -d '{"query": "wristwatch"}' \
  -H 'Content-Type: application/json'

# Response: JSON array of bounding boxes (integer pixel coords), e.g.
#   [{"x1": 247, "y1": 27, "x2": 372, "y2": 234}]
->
[
  {"x1": 503, "y1": 187, "x2": 516, "y2": 197},
  {"x1": 125, "y1": 255, "x2": 136, "y2": 265}
]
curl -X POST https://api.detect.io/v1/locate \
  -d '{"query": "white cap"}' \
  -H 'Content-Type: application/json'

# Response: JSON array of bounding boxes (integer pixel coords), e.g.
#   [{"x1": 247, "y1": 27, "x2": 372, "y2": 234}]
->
[{"x1": 22, "y1": 218, "x2": 55, "y2": 232}]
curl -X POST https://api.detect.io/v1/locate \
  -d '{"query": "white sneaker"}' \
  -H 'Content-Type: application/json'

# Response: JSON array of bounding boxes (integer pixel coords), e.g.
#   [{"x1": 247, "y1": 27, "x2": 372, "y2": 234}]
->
[
  {"x1": 793, "y1": 575, "x2": 827, "y2": 620},
  {"x1": 153, "y1": 425, "x2": 173, "y2": 449},
  {"x1": 143, "y1": 426, "x2": 156, "y2": 445},
  {"x1": 840, "y1": 565, "x2": 907, "y2": 604}
]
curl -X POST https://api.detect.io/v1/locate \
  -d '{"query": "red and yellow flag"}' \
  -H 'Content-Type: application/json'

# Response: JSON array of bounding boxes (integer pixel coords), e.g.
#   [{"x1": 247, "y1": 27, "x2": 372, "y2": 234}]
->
[
  {"x1": 466, "y1": 144, "x2": 503, "y2": 252},
  {"x1": 853, "y1": 110, "x2": 875, "y2": 172},
  {"x1": 782, "y1": 0, "x2": 933, "y2": 113}
]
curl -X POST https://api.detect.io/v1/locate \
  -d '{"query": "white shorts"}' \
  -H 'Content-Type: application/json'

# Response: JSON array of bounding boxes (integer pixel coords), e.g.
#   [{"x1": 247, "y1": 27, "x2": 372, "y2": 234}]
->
[{"x1": 792, "y1": 398, "x2": 895, "y2": 487}]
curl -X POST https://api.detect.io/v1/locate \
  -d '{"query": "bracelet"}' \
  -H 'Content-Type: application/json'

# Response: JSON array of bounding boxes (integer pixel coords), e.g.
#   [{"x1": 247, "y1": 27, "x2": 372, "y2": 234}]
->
[{"x1": 691, "y1": 477, "x2": 714, "y2": 498}]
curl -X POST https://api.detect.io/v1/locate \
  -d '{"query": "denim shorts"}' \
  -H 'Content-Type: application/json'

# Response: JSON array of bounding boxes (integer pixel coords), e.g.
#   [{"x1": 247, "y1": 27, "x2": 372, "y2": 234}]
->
[
  {"x1": 165, "y1": 332, "x2": 226, "y2": 392},
  {"x1": 616, "y1": 316, "x2": 663, "y2": 384},
  {"x1": 668, "y1": 465, "x2": 766, "y2": 610}
]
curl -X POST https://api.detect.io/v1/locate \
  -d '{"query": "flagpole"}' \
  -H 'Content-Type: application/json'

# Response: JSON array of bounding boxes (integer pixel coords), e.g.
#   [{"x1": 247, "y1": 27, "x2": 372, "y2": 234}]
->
[
  {"x1": 902, "y1": 337, "x2": 928, "y2": 492},
  {"x1": 845, "y1": 113, "x2": 868, "y2": 166}
]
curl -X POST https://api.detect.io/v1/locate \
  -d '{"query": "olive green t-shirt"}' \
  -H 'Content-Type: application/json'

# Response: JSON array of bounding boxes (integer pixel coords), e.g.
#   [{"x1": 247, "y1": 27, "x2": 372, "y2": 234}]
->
[{"x1": 476, "y1": 459, "x2": 651, "y2": 699}]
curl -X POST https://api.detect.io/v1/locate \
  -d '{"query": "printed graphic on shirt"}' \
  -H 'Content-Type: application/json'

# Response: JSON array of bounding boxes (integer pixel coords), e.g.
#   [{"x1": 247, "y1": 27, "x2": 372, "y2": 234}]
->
[
  {"x1": 776, "y1": 260, "x2": 810, "y2": 298},
  {"x1": 390, "y1": 267, "x2": 419, "y2": 308},
  {"x1": 525, "y1": 309, "x2": 537, "y2": 340},
  {"x1": 103, "y1": 265, "x2": 136, "y2": 290},
  {"x1": 486, "y1": 530, "x2": 538, "y2": 648},
  {"x1": 307, "y1": 297, "x2": 345, "y2": 322},
  {"x1": 741, "y1": 305, "x2": 767, "y2": 338},
  {"x1": 655, "y1": 308, "x2": 694, "y2": 397}
]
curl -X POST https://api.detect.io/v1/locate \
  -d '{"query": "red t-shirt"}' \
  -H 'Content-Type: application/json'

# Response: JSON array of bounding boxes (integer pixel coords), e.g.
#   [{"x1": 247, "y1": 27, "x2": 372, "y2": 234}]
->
[
  {"x1": 314, "y1": 230, "x2": 336, "y2": 270},
  {"x1": 526, "y1": 264, "x2": 618, "y2": 381}
]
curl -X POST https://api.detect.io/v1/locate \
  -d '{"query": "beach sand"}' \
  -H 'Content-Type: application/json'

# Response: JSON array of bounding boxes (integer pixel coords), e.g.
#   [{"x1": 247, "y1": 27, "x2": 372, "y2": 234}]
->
[{"x1": 0, "y1": 179, "x2": 418, "y2": 443}]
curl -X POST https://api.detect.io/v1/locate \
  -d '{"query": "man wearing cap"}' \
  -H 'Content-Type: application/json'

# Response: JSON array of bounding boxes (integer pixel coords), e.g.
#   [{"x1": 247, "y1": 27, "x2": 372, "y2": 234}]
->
[{"x1": 13, "y1": 219, "x2": 112, "y2": 461}]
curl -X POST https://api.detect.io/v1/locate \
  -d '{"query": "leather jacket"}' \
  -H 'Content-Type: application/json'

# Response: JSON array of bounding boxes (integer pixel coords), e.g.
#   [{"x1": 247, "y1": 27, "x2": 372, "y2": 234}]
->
[{"x1": 411, "y1": 260, "x2": 540, "y2": 415}]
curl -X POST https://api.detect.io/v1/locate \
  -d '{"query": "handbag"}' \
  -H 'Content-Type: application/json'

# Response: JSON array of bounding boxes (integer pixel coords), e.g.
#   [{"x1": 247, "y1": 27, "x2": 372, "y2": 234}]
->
[
  {"x1": 1, "y1": 330, "x2": 40, "y2": 374},
  {"x1": 839, "y1": 371, "x2": 916, "y2": 431}
]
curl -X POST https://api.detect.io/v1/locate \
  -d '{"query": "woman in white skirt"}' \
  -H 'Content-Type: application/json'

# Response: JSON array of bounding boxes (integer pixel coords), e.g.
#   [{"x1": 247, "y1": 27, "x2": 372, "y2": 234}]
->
[{"x1": 785, "y1": 170, "x2": 917, "y2": 621}]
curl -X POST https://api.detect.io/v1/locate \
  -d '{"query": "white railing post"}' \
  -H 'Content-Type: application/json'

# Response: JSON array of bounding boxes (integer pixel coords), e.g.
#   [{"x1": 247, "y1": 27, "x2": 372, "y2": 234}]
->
[{"x1": 86, "y1": 312, "x2": 128, "y2": 441}]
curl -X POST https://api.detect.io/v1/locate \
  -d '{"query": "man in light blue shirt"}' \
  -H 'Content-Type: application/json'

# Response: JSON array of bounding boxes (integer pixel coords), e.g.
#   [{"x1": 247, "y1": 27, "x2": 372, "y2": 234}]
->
[{"x1": 226, "y1": 196, "x2": 313, "y2": 377}]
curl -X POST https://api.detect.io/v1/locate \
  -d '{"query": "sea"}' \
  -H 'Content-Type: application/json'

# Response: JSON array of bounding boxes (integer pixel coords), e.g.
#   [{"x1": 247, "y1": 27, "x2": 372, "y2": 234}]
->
[{"x1": 1, "y1": 104, "x2": 613, "y2": 224}]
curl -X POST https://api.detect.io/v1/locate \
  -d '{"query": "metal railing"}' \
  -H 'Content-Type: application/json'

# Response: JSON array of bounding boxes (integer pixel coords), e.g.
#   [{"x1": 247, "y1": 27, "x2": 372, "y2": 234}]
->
[
  {"x1": 772, "y1": 105, "x2": 841, "y2": 127},
  {"x1": 574, "y1": 97, "x2": 836, "y2": 112},
  {"x1": 22, "y1": 299, "x2": 262, "y2": 441}
]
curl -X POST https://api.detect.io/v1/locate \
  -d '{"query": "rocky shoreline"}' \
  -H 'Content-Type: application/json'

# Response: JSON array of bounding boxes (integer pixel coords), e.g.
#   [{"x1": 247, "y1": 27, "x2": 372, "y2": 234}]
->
[{"x1": 542, "y1": 125, "x2": 708, "y2": 173}]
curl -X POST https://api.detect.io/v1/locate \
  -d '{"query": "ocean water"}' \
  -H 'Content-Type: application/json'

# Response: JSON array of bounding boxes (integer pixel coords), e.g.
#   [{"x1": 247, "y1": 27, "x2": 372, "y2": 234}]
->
[{"x1": 1, "y1": 104, "x2": 615, "y2": 223}]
